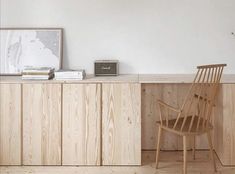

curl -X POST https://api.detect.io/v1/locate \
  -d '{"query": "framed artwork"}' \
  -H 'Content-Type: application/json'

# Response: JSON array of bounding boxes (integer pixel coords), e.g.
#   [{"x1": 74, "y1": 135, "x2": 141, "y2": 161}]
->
[{"x1": 0, "y1": 28, "x2": 63, "y2": 75}]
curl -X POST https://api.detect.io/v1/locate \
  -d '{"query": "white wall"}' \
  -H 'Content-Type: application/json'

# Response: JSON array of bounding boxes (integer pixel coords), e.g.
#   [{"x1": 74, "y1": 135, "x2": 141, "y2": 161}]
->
[{"x1": 1, "y1": 0, "x2": 235, "y2": 74}]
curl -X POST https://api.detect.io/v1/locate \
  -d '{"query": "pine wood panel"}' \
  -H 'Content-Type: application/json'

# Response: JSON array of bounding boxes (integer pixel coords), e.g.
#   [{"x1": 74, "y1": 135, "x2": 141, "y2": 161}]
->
[
  {"x1": 214, "y1": 84, "x2": 235, "y2": 165},
  {"x1": 0, "y1": 74, "x2": 139, "y2": 84},
  {"x1": 141, "y1": 84, "x2": 209, "y2": 150},
  {"x1": 62, "y1": 84, "x2": 101, "y2": 165},
  {"x1": 1, "y1": 74, "x2": 235, "y2": 84},
  {"x1": 102, "y1": 83, "x2": 141, "y2": 165},
  {"x1": 0, "y1": 84, "x2": 21, "y2": 165},
  {"x1": 138, "y1": 74, "x2": 235, "y2": 84},
  {"x1": 23, "y1": 84, "x2": 61, "y2": 165}
]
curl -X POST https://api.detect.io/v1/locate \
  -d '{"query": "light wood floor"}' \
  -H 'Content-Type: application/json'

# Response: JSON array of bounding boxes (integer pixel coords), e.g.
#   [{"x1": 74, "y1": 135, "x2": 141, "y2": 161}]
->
[{"x1": 1, "y1": 151, "x2": 234, "y2": 174}]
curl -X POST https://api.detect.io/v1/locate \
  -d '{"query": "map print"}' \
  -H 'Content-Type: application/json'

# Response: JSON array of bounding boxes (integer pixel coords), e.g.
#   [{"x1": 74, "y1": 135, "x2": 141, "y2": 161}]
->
[{"x1": 0, "y1": 29, "x2": 61, "y2": 74}]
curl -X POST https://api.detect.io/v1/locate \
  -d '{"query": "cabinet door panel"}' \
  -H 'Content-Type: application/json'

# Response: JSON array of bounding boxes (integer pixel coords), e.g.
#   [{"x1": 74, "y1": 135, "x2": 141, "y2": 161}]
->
[
  {"x1": 0, "y1": 84, "x2": 21, "y2": 165},
  {"x1": 23, "y1": 84, "x2": 61, "y2": 165},
  {"x1": 102, "y1": 83, "x2": 141, "y2": 165},
  {"x1": 62, "y1": 84, "x2": 101, "y2": 165}
]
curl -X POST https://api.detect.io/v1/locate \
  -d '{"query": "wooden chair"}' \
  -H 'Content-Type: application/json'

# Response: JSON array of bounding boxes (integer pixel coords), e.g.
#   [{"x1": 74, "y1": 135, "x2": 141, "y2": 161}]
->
[{"x1": 155, "y1": 64, "x2": 227, "y2": 174}]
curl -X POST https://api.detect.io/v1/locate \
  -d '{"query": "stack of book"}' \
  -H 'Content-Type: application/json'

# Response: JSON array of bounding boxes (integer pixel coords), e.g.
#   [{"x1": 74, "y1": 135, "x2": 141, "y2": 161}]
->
[
  {"x1": 22, "y1": 67, "x2": 55, "y2": 80},
  {"x1": 54, "y1": 69, "x2": 85, "y2": 80}
]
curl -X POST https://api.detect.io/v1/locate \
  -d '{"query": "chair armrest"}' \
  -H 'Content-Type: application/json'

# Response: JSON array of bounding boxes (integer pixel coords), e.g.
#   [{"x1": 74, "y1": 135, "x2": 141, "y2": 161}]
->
[{"x1": 157, "y1": 100, "x2": 181, "y2": 113}]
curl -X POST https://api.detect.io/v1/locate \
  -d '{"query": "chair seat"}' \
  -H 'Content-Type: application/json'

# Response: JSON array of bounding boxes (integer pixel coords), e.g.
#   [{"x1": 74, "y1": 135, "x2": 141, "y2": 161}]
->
[{"x1": 156, "y1": 116, "x2": 213, "y2": 136}]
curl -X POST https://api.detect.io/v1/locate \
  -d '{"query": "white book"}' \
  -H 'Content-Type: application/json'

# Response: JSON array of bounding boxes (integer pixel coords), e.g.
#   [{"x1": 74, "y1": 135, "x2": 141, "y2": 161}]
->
[
  {"x1": 55, "y1": 75, "x2": 83, "y2": 79},
  {"x1": 54, "y1": 69, "x2": 85, "y2": 79},
  {"x1": 54, "y1": 77, "x2": 83, "y2": 80},
  {"x1": 22, "y1": 74, "x2": 54, "y2": 80},
  {"x1": 55, "y1": 73, "x2": 83, "y2": 77},
  {"x1": 55, "y1": 69, "x2": 85, "y2": 75},
  {"x1": 22, "y1": 76, "x2": 51, "y2": 80},
  {"x1": 55, "y1": 72, "x2": 83, "y2": 76},
  {"x1": 23, "y1": 66, "x2": 55, "y2": 74}
]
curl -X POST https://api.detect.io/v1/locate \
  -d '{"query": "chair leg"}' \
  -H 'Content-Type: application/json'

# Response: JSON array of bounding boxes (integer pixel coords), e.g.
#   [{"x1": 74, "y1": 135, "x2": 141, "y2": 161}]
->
[
  {"x1": 155, "y1": 126, "x2": 162, "y2": 169},
  {"x1": 192, "y1": 135, "x2": 196, "y2": 160},
  {"x1": 207, "y1": 131, "x2": 217, "y2": 172},
  {"x1": 183, "y1": 136, "x2": 187, "y2": 174}
]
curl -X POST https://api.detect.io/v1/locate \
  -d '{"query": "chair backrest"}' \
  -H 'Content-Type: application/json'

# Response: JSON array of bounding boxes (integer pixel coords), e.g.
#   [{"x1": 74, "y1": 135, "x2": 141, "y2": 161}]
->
[{"x1": 173, "y1": 64, "x2": 227, "y2": 133}]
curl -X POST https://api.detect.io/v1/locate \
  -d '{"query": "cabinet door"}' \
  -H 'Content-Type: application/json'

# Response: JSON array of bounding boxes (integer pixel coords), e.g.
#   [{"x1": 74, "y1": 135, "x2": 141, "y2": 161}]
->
[
  {"x1": 0, "y1": 84, "x2": 21, "y2": 165},
  {"x1": 102, "y1": 83, "x2": 141, "y2": 165},
  {"x1": 62, "y1": 84, "x2": 101, "y2": 165},
  {"x1": 23, "y1": 84, "x2": 61, "y2": 165}
]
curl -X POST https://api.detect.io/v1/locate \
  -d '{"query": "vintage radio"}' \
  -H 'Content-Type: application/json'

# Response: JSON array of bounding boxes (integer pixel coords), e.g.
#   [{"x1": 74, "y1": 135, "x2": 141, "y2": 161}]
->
[{"x1": 94, "y1": 60, "x2": 119, "y2": 76}]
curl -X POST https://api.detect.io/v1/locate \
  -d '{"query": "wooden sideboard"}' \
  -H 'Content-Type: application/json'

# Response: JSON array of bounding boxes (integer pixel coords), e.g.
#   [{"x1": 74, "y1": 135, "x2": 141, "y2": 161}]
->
[
  {"x1": 0, "y1": 74, "x2": 234, "y2": 166},
  {"x1": 0, "y1": 75, "x2": 141, "y2": 166}
]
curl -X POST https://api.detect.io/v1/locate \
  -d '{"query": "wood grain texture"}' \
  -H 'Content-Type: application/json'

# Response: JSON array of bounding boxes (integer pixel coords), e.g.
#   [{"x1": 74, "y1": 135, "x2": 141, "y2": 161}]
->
[
  {"x1": 0, "y1": 84, "x2": 21, "y2": 165},
  {"x1": 138, "y1": 74, "x2": 235, "y2": 84},
  {"x1": 0, "y1": 74, "x2": 139, "y2": 84},
  {"x1": 1, "y1": 74, "x2": 235, "y2": 84},
  {"x1": 141, "y1": 84, "x2": 209, "y2": 150},
  {"x1": 62, "y1": 84, "x2": 101, "y2": 165},
  {"x1": 102, "y1": 83, "x2": 141, "y2": 165},
  {"x1": 214, "y1": 84, "x2": 235, "y2": 165},
  {"x1": 1, "y1": 151, "x2": 235, "y2": 174},
  {"x1": 23, "y1": 84, "x2": 61, "y2": 165}
]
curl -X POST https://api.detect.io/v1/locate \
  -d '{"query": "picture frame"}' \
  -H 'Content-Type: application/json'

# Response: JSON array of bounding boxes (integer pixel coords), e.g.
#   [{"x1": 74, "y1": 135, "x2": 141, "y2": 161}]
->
[{"x1": 0, "y1": 28, "x2": 63, "y2": 75}]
